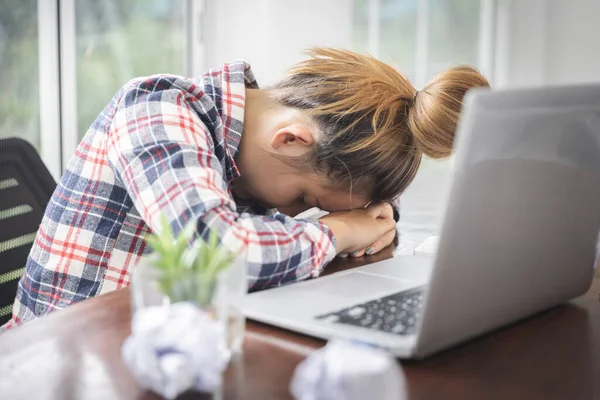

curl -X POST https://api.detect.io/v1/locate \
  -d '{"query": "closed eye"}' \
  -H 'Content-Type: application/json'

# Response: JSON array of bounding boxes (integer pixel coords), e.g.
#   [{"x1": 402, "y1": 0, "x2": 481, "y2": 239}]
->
[{"x1": 315, "y1": 198, "x2": 324, "y2": 210}]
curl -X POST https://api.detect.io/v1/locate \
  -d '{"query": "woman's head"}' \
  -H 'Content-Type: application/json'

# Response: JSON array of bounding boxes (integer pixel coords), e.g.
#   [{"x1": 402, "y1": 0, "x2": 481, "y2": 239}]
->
[{"x1": 236, "y1": 48, "x2": 489, "y2": 215}]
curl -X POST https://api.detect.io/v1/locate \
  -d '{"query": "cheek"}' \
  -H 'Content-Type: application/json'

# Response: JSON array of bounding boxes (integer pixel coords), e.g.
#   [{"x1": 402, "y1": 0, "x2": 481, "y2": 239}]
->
[
  {"x1": 255, "y1": 183, "x2": 299, "y2": 208},
  {"x1": 248, "y1": 171, "x2": 305, "y2": 207},
  {"x1": 268, "y1": 177, "x2": 302, "y2": 202},
  {"x1": 272, "y1": 187, "x2": 300, "y2": 206},
  {"x1": 248, "y1": 173, "x2": 282, "y2": 196}
]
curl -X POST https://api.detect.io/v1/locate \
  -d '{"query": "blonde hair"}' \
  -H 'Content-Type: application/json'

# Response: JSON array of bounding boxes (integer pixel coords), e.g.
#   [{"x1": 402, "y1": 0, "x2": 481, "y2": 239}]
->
[{"x1": 273, "y1": 48, "x2": 489, "y2": 202}]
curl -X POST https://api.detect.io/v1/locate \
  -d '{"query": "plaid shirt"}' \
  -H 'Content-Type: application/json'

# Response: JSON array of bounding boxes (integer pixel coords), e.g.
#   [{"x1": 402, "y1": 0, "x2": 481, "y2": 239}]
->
[{"x1": 2, "y1": 62, "x2": 336, "y2": 330}]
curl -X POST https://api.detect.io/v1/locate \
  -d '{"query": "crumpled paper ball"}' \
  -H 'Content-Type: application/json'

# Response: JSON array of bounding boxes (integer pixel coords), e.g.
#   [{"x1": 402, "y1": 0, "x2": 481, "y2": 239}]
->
[
  {"x1": 290, "y1": 340, "x2": 407, "y2": 400},
  {"x1": 122, "y1": 302, "x2": 226, "y2": 399}
]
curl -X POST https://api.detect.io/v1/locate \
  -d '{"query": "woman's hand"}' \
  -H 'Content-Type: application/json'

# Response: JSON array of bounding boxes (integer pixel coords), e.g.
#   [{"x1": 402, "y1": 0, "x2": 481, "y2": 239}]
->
[
  {"x1": 347, "y1": 228, "x2": 396, "y2": 258},
  {"x1": 319, "y1": 202, "x2": 396, "y2": 255}
]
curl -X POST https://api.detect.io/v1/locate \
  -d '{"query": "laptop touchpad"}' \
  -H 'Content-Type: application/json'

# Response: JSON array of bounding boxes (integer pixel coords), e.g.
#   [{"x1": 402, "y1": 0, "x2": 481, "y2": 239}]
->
[{"x1": 305, "y1": 271, "x2": 418, "y2": 301}]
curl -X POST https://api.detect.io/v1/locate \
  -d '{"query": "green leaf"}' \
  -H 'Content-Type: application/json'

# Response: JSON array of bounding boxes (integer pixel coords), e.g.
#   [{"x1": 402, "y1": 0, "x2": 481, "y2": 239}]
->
[{"x1": 142, "y1": 214, "x2": 237, "y2": 304}]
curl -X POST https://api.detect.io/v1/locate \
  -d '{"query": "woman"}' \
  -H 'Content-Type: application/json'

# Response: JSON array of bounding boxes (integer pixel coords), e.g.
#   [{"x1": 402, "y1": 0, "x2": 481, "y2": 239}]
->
[{"x1": 3, "y1": 48, "x2": 488, "y2": 329}]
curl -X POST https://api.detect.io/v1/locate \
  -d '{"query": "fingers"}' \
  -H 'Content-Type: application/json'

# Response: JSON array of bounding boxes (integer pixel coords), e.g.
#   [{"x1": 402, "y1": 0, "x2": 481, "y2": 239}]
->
[
  {"x1": 338, "y1": 248, "x2": 366, "y2": 258},
  {"x1": 380, "y1": 202, "x2": 394, "y2": 219},
  {"x1": 350, "y1": 248, "x2": 366, "y2": 258},
  {"x1": 364, "y1": 229, "x2": 397, "y2": 256},
  {"x1": 329, "y1": 203, "x2": 396, "y2": 257},
  {"x1": 365, "y1": 202, "x2": 386, "y2": 218},
  {"x1": 366, "y1": 202, "x2": 394, "y2": 219},
  {"x1": 345, "y1": 227, "x2": 396, "y2": 258}
]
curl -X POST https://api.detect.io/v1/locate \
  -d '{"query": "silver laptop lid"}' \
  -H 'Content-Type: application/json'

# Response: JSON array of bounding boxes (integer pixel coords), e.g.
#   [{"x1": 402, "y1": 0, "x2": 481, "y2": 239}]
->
[{"x1": 414, "y1": 84, "x2": 600, "y2": 358}]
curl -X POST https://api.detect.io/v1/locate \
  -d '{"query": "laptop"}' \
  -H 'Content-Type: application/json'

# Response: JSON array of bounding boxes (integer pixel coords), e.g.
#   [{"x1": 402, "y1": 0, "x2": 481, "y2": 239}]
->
[{"x1": 244, "y1": 84, "x2": 600, "y2": 359}]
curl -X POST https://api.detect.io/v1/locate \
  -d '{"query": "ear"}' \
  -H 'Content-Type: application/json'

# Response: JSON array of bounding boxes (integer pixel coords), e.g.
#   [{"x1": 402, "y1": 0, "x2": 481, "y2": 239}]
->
[{"x1": 270, "y1": 124, "x2": 315, "y2": 157}]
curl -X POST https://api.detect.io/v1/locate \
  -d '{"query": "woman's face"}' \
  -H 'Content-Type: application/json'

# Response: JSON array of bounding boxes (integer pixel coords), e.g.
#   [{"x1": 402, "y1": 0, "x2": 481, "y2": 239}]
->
[
  {"x1": 237, "y1": 91, "x2": 370, "y2": 215},
  {"x1": 235, "y1": 166, "x2": 369, "y2": 216}
]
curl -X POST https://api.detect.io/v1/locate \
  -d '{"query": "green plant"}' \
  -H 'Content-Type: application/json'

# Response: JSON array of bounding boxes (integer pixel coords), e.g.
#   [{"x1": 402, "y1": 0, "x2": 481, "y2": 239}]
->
[{"x1": 144, "y1": 216, "x2": 236, "y2": 307}]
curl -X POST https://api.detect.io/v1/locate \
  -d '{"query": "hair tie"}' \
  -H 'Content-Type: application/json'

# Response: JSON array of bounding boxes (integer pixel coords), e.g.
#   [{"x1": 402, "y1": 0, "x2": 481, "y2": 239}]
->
[{"x1": 413, "y1": 91, "x2": 419, "y2": 103}]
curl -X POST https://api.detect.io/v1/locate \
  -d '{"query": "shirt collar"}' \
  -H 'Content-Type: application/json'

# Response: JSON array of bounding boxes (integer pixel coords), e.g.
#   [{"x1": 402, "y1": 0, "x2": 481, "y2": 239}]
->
[{"x1": 204, "y1": 61, "x2": 258, "y2": 182}]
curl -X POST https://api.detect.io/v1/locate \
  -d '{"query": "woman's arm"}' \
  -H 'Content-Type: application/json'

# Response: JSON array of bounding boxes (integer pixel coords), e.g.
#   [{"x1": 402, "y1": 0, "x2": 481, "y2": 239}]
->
[{"x1": 106, "y1": 80, "x2": 339, "y2": 291}]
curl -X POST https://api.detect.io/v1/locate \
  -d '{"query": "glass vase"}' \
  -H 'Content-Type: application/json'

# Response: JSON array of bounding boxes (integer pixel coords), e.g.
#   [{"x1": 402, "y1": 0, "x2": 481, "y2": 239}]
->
[
  {"x1": 130, "y1": 255, "x2": 248, "y2": 361},
  {"x1": 219, "y1": 254, "x2": 248, "y2": 358}
]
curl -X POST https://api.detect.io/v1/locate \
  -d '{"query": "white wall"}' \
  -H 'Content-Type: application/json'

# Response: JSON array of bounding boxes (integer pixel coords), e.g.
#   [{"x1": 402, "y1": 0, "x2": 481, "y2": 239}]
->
[
  {"x1": 203, "y1": 0, "x2": 353, "y2": 86},
  {"x1": 496, "y1": 0, "x2": 600, "y2": 88},
  {"x1": 203, "y1": 0, "x2": 600, "y2": 89},
  {"x1": 545, "y1": 0, "x2": 600, "y2": 85}
]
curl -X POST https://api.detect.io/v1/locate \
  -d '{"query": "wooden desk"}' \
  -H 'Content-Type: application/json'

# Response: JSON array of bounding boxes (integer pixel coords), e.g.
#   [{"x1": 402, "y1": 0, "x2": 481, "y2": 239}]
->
[{"x1": 1, "y1": 249, "x2": 599, "y2": 400}]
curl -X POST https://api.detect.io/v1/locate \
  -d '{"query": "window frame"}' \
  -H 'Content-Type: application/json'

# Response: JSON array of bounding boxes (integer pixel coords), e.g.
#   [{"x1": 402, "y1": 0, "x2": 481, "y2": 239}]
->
[
  {"x1": 364, "y1": 0, "x2": 500, "y2": 88},
  {"x1": 37, "y1": 0, "x2": 206, "y2": 176},
  {"x1": 37, "y1": 0, "x2": 61, "y2": 180}
]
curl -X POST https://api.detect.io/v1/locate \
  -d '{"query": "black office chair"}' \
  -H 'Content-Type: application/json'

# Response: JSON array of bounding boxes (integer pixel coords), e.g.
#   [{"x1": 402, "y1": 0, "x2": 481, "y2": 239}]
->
[{"x1": 0, "y1": 138, "x2": 56, "y2": 326}]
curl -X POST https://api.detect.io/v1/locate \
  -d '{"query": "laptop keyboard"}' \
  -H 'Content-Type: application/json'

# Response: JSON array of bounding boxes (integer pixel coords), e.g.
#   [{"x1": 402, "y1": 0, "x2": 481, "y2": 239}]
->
[{"x1": 315, "y1": 286, "x2": 426, "y2": 336}]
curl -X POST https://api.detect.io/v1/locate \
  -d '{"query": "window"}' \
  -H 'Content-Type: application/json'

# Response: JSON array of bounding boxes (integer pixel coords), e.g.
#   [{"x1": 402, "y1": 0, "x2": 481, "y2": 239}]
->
[
  {"x1": 74, "y1": 0, "x2": 187, "y2": 139},
  {"x1": 0, "y1": 0, "x2": 40, "y2": 149},
  {"x1": 353, "y1": 0, "x2": 487, "y2": 251},
  {"x1": 353, "y1": 0, "x2": 483, "y2": 86},
  {"x1": 428, "y1": 0, "x2": 481, "y2": 77},
  {"x1": 1, "y1": 0, "x2": 196, "y2": 177},
  {"x1": 378, "y1": 0, "x2": 419, "y2": 81}
]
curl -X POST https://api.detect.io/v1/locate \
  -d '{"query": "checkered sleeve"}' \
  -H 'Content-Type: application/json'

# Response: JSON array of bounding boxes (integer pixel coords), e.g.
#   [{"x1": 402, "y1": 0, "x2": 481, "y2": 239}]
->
[{"x1": 106, "y1": 78, "x2": 337, "y2": 291}]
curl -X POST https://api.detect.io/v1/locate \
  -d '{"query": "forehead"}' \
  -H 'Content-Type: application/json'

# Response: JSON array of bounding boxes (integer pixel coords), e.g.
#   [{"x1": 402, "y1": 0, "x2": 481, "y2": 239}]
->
[
  {"x1": 321, "y1": 192, "x2": 368, "y2": 211},
  {"x1": 312, "y1": 181, "x2": 370, "y2": 212}
]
